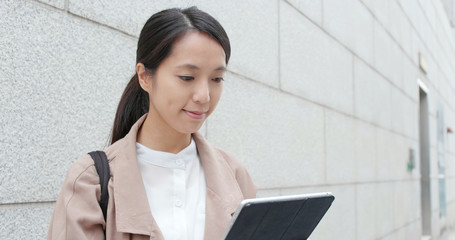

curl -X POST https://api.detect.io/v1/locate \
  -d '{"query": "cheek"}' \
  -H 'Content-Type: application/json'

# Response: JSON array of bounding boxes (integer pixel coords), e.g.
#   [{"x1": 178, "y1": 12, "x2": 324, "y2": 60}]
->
[
  {"x1": 163, "y1": 93, "x2": 186, "y2": 113},
  {"x1": 210, "y1": 86, "x2": 223, "y2": 107},
  {"x1": 152, "y1": 81, "x2": 186, "y2": 109}
]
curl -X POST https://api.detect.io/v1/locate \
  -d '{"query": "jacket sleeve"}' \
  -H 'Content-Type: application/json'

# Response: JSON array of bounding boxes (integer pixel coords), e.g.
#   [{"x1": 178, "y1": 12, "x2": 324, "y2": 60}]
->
[{"x1": 47, "y1": 155, "x2": 105, "y2": 240}]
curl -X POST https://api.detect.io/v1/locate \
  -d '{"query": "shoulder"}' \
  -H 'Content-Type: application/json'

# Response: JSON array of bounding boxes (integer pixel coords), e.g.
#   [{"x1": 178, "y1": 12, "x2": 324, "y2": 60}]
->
[
  {"x1": 212, "y1": 146, "x2": 246, "y2": 172},
  {"x1": 193, "y1": 133, "x2": 257, "y2": 199},
  {"x1": 51, "y1": 154, "x2": 101, "y2": 220},
  {"x1": 65, "y1": 137, "x2": 125, "y2": 185},
  {"x1": 193, "y1": 132, "x2": 249, "y2": 173},
  {"x1": 49, "y1": 154, "x2": 106, "y2": 238},
  {"x1": 213, "y1": 147, "x2": 257, "y2": 199},
  {"x1": 61, "y1": 138, "x2": 125, "y2": 198},
  {"x1": 64, "y1": 154, "x2": 99, "y2": 186}
]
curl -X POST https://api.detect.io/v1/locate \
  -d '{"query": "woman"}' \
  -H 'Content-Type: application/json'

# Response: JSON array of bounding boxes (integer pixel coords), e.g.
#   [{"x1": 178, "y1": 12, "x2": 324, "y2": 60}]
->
[{"x1": 48, "y1": 7, "x2": 256, "y2": 240}]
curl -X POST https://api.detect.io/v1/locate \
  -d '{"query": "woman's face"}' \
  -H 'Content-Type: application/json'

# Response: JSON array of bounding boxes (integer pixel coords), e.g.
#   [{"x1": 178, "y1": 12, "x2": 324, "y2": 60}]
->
[{"x1": 140, "y1": 31, "x2": 226, "y2": 135}]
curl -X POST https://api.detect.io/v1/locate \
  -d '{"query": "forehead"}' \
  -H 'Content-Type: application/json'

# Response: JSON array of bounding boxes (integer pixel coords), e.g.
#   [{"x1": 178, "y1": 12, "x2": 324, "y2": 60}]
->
[{"x1": 163, "y1": 31, "x2": 226, "y2": 70}]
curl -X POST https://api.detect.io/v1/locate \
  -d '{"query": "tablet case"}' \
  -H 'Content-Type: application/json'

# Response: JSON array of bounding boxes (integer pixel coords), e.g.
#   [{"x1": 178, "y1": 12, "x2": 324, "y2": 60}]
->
[{"x1": 223, "y1": 193, "x2": 334, "y2": 240}]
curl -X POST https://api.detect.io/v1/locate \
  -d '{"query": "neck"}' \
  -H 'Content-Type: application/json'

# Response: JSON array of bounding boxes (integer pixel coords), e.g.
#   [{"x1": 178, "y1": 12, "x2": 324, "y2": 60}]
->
[{"x1": 137, "y1": 114, "x2": 191, "y2": 154}]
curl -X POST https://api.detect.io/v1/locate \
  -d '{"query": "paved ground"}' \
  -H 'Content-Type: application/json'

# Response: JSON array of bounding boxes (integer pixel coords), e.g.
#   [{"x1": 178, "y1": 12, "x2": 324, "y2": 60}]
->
[{"x1": 441, "y1": 230, "x2": 455, "y2": 240}]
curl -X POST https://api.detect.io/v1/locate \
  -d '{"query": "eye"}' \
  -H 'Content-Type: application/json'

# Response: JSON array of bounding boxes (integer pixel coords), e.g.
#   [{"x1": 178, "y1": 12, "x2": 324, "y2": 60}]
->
[
  {"x1": 212, "y1": 77, "x2": 224, "y2": 83},
  {"x1": 179, "y1": 76, "x2": 194, "y2": 81}
]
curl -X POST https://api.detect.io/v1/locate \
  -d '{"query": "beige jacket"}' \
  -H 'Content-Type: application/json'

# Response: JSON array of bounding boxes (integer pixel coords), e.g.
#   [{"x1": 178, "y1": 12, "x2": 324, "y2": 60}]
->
[{"x1": 47, "y1": 115, "x2": 256, "y2": 240}]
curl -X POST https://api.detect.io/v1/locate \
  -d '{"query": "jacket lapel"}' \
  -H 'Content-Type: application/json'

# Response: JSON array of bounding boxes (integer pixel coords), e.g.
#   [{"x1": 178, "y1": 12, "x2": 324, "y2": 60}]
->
[
  {"x1": 111, "y1": 115, "x2": 163, "y2": 237},
  {"x1": 193, "y1": 133, "x2": 244, "y2": 240}
]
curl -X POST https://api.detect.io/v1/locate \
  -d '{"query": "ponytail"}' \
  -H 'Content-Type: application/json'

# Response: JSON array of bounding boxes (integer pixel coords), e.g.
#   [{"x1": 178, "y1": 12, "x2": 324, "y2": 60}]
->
[{"x1": 111, "y1": 74, "x2": 149, "y2": 144}]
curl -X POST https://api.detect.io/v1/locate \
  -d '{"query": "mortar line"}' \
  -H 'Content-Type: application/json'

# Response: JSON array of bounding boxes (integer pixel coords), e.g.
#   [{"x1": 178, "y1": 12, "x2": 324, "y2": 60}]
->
[{"x1": 228, "y1": 69, "x2": 420, "y2": 144}]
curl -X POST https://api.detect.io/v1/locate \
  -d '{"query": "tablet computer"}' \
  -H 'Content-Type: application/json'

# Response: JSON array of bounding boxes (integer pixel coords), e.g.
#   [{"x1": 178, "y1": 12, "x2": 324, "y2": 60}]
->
[{"x1": 221, "y1": 192, "x2": 335, "y2": 240}]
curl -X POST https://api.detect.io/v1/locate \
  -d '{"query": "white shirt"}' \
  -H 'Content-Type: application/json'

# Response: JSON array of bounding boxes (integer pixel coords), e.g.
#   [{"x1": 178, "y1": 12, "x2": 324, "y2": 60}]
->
[{"x1": 136, "y1": 138, "x2": 206, "y2": 240}]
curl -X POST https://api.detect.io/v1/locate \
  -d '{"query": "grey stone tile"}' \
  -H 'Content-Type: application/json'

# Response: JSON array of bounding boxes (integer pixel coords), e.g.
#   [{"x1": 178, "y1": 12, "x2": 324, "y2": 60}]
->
[
  {"x1": 374, "y1": 182, "x2": 396, "y2": 237},
  {"x1": 405, "y1": 221, "x2": 423, "y2": 239},
  {"x1": 0, "y1": 202, "x2": 54, "y2": 240},
  {"x1": 286, "y1": 0, "x2": 322, "y2": 25},
  {"x1": 68, "y1": 0, "x2": 280, "y2": 88},
  {"x1": 323, "y1": 0, "x2": 375, "y2": 64},
  {"x1": 401, "y1": 57, "x2": 419, "y2": 102},
  {"x1": 206, "y1": 72, "x2": 325, "y2": 189},
  {"x1": 256, "y1": 189, "x2": 281, "y2": 198},
  {"x1": 390, "y1": 87, "x2": 418, "y2": 139},
  {"x1": 280, "y1": 1, "x2": 354, "y2": 115},
  {"x1": 0, "y1": 0, "x2": 136, "y2": 203},
  {"x1": 376, "y1": 128, "x2": 409, "y2": 180},
  {"x1": 35, "y1": 0, "x2": 65, "y2": 10},
  {"x1": 325, "y1": 110, "x2": 357, "y2": 184},
  {"x1": 354, "y1": 57, "x2": 392, "y2": 129},
  {"x1": 356, "y1": 183, "x2": 377, "y2": 240},
  {"x1": 373, "y1": 20, "x2": 404, "y2": 89},
  {"x1": 355, "y1": 120, "x2": 377, "y2": 182}
]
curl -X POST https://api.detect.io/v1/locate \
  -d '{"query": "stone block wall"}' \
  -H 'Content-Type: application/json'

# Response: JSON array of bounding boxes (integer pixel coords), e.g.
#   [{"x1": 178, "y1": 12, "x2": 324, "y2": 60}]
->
[{"x1": 1, "y1": 0, "x2": 455, "y2": 239}]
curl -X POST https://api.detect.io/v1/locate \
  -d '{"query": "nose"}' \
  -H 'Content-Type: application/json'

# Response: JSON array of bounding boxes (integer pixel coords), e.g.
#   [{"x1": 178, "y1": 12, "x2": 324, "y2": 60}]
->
[{"x1": 193, "y1": 80, "x2": 210, "y2": 104}]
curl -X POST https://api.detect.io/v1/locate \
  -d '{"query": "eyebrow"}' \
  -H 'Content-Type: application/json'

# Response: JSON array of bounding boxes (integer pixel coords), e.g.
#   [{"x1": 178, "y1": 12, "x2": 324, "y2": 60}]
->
[{"x1": 176, "y1": 64, "x2": 226, "y2": 71}]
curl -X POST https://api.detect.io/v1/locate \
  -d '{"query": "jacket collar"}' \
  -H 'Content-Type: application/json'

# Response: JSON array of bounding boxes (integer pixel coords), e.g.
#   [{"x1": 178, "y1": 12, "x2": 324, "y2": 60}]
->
[
  {"x1": 109, "y1": 114, "x2": 244, "y2": 238},
  {"x1": 192, "y1": 132, "x2": 244, "y2": 239},
  {"x1": 110, "y1": 114, "x2": 162, "y2": 236}
]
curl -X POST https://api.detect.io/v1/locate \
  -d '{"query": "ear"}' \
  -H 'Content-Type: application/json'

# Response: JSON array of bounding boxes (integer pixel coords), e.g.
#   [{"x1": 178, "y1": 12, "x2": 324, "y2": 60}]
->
[{"x1": 137, "y1": 63, "x2": 152, "y2": 93}]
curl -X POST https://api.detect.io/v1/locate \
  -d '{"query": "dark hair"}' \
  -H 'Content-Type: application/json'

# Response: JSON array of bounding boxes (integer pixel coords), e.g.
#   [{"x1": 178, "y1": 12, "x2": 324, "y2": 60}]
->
[{"x1": 111, "y1": 6, "x2": 231, "y2": 144}]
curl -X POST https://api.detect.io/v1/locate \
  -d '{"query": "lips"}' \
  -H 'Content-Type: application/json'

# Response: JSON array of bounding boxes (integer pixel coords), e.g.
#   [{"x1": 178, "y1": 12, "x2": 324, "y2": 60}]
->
[{"x1": 183, "y1": 110, "x2": 207, "y2": 120}]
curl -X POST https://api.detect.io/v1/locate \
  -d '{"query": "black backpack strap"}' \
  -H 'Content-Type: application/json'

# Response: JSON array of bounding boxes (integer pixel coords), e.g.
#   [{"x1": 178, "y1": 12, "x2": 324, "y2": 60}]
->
[{"x1": 88, "y1": 151, "x2": 110, "y2": 222}]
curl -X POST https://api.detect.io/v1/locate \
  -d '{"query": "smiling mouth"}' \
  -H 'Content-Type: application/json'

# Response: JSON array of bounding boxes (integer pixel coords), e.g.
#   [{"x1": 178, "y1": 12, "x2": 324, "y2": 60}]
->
[{"x1": 183, "y1": 110, "x2": 207, "y2": 120}]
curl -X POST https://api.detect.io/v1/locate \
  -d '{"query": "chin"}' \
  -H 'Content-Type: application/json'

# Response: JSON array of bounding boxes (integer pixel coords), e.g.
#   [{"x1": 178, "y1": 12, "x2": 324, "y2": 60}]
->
[
  {"x1": 188, "y1": 127, "x2": 203, "y2": 134},
  {"x1": 176, "y1": 125, "x2": 203, "y2": 135}
]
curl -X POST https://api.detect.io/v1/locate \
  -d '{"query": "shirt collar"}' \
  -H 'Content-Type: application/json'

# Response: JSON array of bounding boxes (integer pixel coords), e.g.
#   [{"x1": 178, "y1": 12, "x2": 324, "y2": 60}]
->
[{"x1": 135, "y1": 138, "x2": 197, "y2": 170}]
